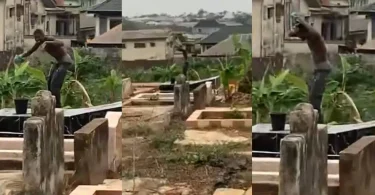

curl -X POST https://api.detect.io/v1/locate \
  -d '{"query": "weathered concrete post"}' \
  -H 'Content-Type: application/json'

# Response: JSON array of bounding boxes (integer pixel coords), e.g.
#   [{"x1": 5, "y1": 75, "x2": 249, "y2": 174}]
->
[
  {"x1": 23, "y1": 117, "x2": 45, "y2": 195},
  {"x1": 174, "y1": 74, "x2": 190, "y2": 117},
  {"x1": 122, "y1": 78, "x2": 132, "y2": 100},
  {"x1": 193, "y1": 83, "x2": 207, "y2": 110},
  {"x1": 279, "y1": 134, "x2": 306, "y2": 195},
  {"x1": 279, "y1": 103, "x2": 328, "y2": 195},
  {"x1": 23, "y1": 90, "x2": 65, "y2": 195}
]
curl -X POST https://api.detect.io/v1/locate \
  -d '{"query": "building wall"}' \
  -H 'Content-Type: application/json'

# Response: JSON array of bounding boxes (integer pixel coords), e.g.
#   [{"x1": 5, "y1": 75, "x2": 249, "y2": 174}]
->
[
  {"x1": 5, "y1": 0, "x2": 26, "y2": 49},
  {"x1": 95, "y1": 16, "x2": 122, "y2": 36},
  {"x1": 252, "y1": 0, "x2": 262, "y2": 57},
  {"x1": 122, "y1": 39, "x2": 170, "y2": 61},
  {"x1": 256, "y1": 0, "x2": 284, "y2": 57},
  {"x1": 0, "y1": 1, "x2": 5, "y2": 51}
]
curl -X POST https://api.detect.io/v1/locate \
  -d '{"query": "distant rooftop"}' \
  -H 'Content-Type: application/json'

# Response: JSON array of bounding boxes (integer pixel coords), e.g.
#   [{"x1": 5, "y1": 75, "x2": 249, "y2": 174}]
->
[
  {"x1": 200, "y1": 25, "x2": 251, "y2": 44},
  {"x1": 88, "y1": 24, "x2": 122, "y2": 44},
  {"x1": 200, "y1": 34, "x2": 251, "y2": 57},
  {"x1": 41, "y1": 0, "x2": 56, "y2": 8},
  {"x1": 87, "y1": 0, "x2": 121, "y2": 13},
  {"x1": 122, "y1": 29, "x2": 171, "y2": 41},
  {"x1": 194, "y1": 19, "x2": 223, "y2": 28}
]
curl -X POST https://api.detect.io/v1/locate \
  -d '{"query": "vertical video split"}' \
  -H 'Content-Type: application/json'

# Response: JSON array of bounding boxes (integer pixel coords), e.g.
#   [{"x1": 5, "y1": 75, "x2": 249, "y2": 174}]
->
[
  {"x1": 122, "y1": 0, "x2": 252, "y2": 194},
  {"x1": 0, "y1": 0, "x2": 123, "y2": 194},
  {"x1": 253, "y1": 0, "x2": 375, "y2": 194}
]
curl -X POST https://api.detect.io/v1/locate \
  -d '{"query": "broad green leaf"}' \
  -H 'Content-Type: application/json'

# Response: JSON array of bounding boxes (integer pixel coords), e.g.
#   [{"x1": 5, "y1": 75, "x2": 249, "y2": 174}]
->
[
  {"x1": 285, "y1": 73, "x2": 308, "y2": 93},
  {"x1": 271, "y1": 70, "x2": 289, "y2": 89},
  {"x1": 26, "y1": 66, "x2": 47, "y2": 84},
  {"x1": 14, "y1": 61, "x2": 29, "y2": 77}
]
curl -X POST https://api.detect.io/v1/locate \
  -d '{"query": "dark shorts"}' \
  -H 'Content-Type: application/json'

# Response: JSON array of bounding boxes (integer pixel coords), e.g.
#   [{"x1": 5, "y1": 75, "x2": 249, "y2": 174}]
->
[
  {"x1": 47, "y1": 62, "x2": 72, "y2": 108},
  {"x1": 308, "y1": 69, "x2": 331, "y2": 122}
]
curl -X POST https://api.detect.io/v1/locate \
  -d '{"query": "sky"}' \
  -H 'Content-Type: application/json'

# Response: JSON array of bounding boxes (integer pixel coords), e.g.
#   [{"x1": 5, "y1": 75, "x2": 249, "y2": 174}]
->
[{"x1": 122, "y1": 0, "x2": 252, "y2": 17}]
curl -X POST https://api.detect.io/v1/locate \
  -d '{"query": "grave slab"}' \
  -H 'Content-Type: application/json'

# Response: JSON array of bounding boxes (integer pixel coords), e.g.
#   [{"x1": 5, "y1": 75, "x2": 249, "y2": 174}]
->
[{"x1": 186, "y1": 107, "x2": 252, "y2": 129}]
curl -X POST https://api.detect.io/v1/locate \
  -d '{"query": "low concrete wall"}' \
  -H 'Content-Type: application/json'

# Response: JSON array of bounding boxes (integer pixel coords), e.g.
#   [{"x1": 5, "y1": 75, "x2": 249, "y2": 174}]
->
[
  {"x1": 74, "y1": 118, "x2": 109, "y2": 185},
  {"x1": 340, "y1": 136, "x2": 375, "y2": 195}
]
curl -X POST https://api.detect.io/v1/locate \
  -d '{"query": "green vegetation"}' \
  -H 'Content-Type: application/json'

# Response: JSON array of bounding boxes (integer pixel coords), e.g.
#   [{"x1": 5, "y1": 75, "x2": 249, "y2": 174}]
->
[
  {"x1": 0, "y1": 48, "x2": 122, "y2": 109},
  {"x1": 123, "y1": 35, "x2": 251, "y2": 101},
  {"x1": 252, "y1": 54, "x2": 375, "y2": 124}
]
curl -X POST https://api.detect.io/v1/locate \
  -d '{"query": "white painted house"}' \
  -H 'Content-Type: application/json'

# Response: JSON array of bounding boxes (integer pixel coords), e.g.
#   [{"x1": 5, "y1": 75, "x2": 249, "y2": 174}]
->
[{"x1": 122, "y1": 29, "x2": 174, "y2": 61}]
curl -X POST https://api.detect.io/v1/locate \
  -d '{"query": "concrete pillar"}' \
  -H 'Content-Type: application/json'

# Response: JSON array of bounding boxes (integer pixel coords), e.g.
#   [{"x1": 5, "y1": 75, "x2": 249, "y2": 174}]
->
[
  {"x1": 23, "y1": 90, "x2": 65, "y2": 195},
  {"x1": 279, "y1": 103, "x2": 328, "y2": 195},
  {"x1": 95, "y1": 16, "x2": 100, "y2": 36}
]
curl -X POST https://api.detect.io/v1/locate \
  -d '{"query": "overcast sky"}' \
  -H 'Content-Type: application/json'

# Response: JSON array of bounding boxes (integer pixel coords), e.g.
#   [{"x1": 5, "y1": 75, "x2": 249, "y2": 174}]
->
[{"x1": 122, "y1": 0, "x2": 252, "y2": 17}]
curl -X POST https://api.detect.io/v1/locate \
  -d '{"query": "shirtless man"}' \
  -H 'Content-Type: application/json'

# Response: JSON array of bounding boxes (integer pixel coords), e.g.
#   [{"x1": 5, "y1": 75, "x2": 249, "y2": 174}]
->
[
  {"x1": 289, "y1": 16, "x2": 331, "y2": 122},
  {"x1": 21, "y1": 29, "x2": 73, "y2": 108}
]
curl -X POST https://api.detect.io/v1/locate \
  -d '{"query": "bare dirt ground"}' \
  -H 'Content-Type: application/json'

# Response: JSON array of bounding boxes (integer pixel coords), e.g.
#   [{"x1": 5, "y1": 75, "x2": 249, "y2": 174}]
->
[{"x1": 122, "y1": 116, "x2": 251, "y2": 194}]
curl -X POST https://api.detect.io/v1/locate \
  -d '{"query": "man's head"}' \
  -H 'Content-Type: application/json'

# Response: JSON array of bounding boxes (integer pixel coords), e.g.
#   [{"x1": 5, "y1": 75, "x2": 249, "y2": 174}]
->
[
  {"x1": 33, "y1": 29, "x2": 45, "y2": 42},
  {"x1": 288, "y1": 17, "x2": 317, "y2": 41}
]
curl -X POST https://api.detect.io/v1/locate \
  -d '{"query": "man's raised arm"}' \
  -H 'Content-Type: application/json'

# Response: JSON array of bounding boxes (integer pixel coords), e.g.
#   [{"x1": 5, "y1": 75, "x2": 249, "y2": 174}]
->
[{"x1": 21, "y1": 41, "x2": 43, "y2": 58}]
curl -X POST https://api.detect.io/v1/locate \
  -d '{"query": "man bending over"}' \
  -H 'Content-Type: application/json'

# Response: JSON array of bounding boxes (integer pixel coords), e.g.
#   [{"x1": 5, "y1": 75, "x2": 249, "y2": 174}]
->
[
  {"x1": 21, "y1": 29, "x2": 73, "y2": 108},
  {"x1": 289, "y1": 16, "x2": 331, "y2": 122}
]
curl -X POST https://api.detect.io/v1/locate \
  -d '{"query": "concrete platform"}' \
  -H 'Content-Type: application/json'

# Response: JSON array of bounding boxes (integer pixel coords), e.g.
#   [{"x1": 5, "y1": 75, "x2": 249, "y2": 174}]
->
[
  {"x1": 70, "y1": 179, "x2": 122, "y2": 195},
  {"x1": 186, "y1": 107, "x2": 252, "y2": 129}
]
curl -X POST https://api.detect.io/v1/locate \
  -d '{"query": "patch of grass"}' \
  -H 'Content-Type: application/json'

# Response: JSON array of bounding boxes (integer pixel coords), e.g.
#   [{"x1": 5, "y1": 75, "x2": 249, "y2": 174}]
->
[
  {"x1": 124, "y1": 122, "x2": 153, "y2": 137},
  {"x1": 150, "y1": 120, "x2": 185, "y2": 151},
  {"x1": 224, "y1": 109, "x2": 245, "y2": 119},
  {"x1": 164, "y1": 142, "x2": 249, "y2": 166}
]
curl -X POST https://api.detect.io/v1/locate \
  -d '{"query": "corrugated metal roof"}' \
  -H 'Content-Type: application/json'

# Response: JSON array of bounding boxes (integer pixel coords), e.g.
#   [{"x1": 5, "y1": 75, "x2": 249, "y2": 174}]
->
[
  {"x1": 87, "y1": 0, "x2": 121, "y2": 12},
  {"x1": 122, "y1": 29, "x2": 171, "y2": 40},
  {"x1": 200, "y1": 25, "x2": 251, "y2": 44},
  {"x1": 200, "y1": 34, "x2": 251, "y2": 56},
  {"x1": 41, "y1": 0, "x2": 56, "y2": 8}
]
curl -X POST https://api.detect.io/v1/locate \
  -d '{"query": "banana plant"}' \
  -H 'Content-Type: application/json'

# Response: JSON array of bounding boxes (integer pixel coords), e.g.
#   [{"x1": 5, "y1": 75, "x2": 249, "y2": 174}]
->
[
  {"x1": 152, "y1": 64, "x2": 180, "y2": 82},
  {"x1": 210, "y1": 57, "x2": 239, "y2": 100},
  {"x1": 25, "y1": 49, "x2": 93, "y2": 108},
  {"x1": 65, "y1": 48, "x2": 93, "y2": 107},
  {"x1": 102, "y1": 69, "x2": 122, "y2": 102},
  {"x1": 322, "y1": 55, "x2": 362, "y2": 123},
  {"x1": 252, "y1": 67, "x2": 307, "y2": 123}
]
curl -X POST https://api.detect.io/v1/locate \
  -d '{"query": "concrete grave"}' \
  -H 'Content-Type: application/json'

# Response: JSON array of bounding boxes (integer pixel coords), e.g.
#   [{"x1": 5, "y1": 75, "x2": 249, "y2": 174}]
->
[
  {"x1": 74, "y1": 118, "x2": 109, "y2": 185},
  {"x1": 186, "y1": 107, "x2": 252, "y2": 129}
]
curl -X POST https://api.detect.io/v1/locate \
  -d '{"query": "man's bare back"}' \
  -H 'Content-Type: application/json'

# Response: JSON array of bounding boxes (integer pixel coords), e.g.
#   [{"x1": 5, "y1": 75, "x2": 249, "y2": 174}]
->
[
  {"x1": 22, "y1": 29, "x2": 73, "y2": 64},
  {"x1": 21, "y1": 29, "x2": 73, "y2": 108}
]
